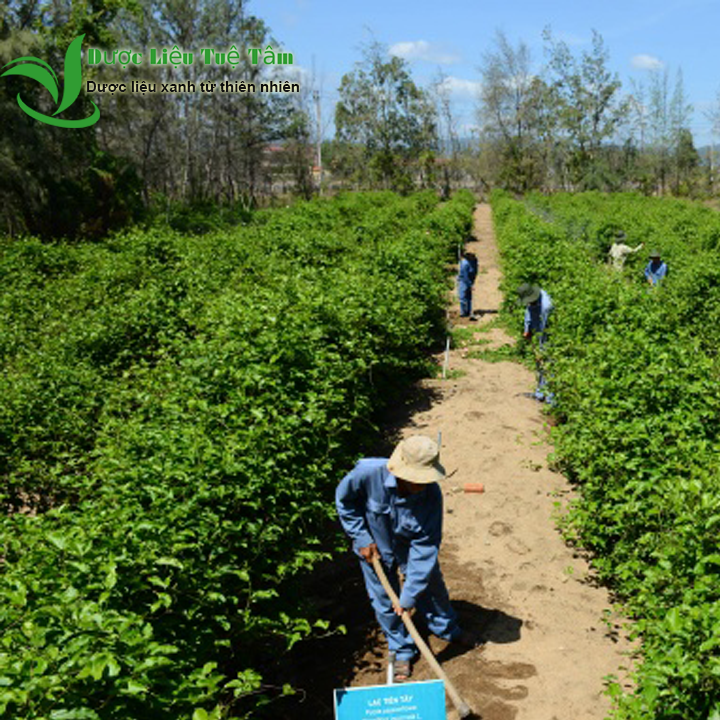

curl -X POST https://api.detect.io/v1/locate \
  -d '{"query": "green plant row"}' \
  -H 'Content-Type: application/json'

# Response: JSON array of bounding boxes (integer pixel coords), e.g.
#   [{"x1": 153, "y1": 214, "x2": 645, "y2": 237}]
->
[
  {"x1": 0, "y1": 189, "x2": 476, "y2": 720},
  {"x1": 491, "y1": 189, "x2": 720, "y2": 719}
]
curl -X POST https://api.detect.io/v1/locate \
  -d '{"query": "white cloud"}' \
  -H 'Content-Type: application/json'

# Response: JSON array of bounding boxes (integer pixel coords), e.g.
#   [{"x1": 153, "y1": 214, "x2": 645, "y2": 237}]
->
[
  {"x1": 631, "y1": 54, "x2": 664, "y2": 71},
  {"x1": 389, "y1": 40, "x2": 460, "y2": 65},
  {"x1": 437, "y1": 75, "x2": 482, "y2": 97}
]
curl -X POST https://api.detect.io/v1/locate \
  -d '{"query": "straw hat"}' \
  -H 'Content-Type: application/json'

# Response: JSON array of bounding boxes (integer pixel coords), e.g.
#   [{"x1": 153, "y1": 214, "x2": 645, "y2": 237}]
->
[{"x1": 387, "y1": 435, "x2": 445, "y2": 485}]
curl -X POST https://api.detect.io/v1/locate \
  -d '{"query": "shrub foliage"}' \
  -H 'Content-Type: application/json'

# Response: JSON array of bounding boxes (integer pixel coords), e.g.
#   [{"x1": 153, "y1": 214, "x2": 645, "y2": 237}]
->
[
  {"x1": 0, "y1": 190, "x2": 475, "y2": 719},
  {"x1": 492, "y1": 190, "x2": 720, "y2": 719}
]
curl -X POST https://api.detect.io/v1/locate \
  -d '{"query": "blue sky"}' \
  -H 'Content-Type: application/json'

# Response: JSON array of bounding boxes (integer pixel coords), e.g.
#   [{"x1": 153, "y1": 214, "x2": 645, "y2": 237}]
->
[{"x1": 259, "y1": 0, "x2": 720, "y2": 146}]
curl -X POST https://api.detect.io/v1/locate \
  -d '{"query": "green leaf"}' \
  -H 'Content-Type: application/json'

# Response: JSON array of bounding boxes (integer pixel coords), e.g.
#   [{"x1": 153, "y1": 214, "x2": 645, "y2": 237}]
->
[
  {"x1": 61, "y1": 586, "x2": 79, "y2": 603},
  {"x1": 46, "y1": 532, "x2": 68, "y2": 551},
  {"x1": 49, "y1": 708, "x2": 101, "y2": 720},
  {"x1": 106, "y1": 656, "x2": 122, "y2": 677},
  {"x1": 122, "y1": 680, "x2": 149, "y2": 695},
  {"x1": 665, "y1": 607, "x2": 682, "y2": 634},
  {"x1": 156, "y1": 556, "x2": 184, "y2": 569},
  {"x1": 150, "y1": 592, "x2": 173, "y2": 611}
]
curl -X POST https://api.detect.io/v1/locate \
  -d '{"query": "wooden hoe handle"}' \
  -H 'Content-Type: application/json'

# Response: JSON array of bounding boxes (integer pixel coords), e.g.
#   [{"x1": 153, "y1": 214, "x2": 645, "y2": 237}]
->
[{"x1": 371, "y1": 556, "x2": 472, "y2": 718}]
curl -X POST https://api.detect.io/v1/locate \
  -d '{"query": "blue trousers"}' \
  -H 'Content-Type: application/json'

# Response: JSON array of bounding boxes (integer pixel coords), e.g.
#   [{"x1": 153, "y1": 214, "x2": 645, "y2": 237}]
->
[
  {"x1": 358, "y1": 557, "x2": 460, "y2": 661},
  {"x1": 534, "y1": 354, "x2": 555, "y2": 405},
  {"x1": 458, "y1": 282, "x2": 472, "y2": 317}
]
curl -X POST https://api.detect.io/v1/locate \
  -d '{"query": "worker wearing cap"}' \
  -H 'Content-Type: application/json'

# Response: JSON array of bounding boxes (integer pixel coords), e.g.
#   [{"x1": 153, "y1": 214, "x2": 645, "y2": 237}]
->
[
  {"x1": 644, "y1": 250, "x2": 668, "y2": 286},
  {"x1": 608, "y1": 232, "x2": 644, "y2": 271},
  {"x1": 457, "y1": 250, "x2": 478, "y2": 319},
  {"x1": 336, "y1": 435, "x2": 477, "y2": 681}
]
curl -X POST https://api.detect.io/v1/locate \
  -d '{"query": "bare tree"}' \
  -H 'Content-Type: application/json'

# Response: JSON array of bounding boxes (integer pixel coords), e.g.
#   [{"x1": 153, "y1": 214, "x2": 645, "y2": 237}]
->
[
  {"x1": 430, "y1": 70, "x2": 464, "y2": 197},
  {"x1": 477, "y1": 30, "x2": 543, "y2": 192}
]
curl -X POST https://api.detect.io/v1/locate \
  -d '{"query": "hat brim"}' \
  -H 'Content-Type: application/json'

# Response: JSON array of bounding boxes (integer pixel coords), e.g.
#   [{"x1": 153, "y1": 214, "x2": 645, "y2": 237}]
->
[
  {"x1": 387, "y1": 447, "x2": 446, "y2": 484},
  {"x1": 518, "y1": 288, "x2": 541, "y2": 305}
]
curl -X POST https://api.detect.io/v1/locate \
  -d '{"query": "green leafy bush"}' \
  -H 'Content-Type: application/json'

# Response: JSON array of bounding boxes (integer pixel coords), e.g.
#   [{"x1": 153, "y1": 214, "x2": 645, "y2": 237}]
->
[
  {"x1": 492, "y1": 189, "x2": 720, "y2": 719},
  {"x1": 0, "y1": 190, "x2": 475, "y2": 719}
]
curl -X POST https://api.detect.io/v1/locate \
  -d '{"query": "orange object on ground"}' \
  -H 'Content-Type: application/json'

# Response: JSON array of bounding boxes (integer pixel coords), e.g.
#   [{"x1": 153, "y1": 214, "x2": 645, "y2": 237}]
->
[{"x1": 463, "y1": 483, "x2": 485, "y2": 494}]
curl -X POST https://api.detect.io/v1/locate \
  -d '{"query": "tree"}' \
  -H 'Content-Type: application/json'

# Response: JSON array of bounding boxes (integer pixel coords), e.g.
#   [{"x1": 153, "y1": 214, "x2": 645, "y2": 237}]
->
[
  {"x1": 476, "y1": 30, "x2": 545, "y2": 192},
  {"x1": 97, "y1": 0, "x2": 294, "y2": 207},
  {"x1": 334, "y1": 41, "x2": 437, "y2": 191},
  {"x1": 704, "y1": 87, "x2": 720, "y2": 194},
  {"x1": 0, "y1": 0, "x2": 142, "y2": 237},
  {"x1": 431, "y1": 70, "x2": 463, "y2": 198},
  {"x1": 672, "y1": 127, "x2": 699, "y2": 195},
  {"x1": 0, "y1": 0, "x2": 317, "y2": 236},
  {"x1": 543, "y1": 28, "x2": 628, "y2": 190},
  {"x1": 637, "y1": 67, "x2": 694, "y2": 194}
]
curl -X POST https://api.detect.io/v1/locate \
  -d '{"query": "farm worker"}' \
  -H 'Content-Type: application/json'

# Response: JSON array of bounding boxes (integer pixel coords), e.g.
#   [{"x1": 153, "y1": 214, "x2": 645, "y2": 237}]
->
[
  {"x1": 457, "y1": 250, "x2": 478, "y2": 319},
  {"x1": 644, "y1": 250, "x2": 668, "y2": 286},
  {"x1": 336, "y1": 435, "x2": 480, "y2": 682},
  {"x1": 517, "y1": 283, "x2": 554, "y2": 402},
  {"x1": 518, "y1": 283, "x2": 553, "y2": 348},
  {"x1": 608, "y1": 232, "x2": 644, "y2": 271}
]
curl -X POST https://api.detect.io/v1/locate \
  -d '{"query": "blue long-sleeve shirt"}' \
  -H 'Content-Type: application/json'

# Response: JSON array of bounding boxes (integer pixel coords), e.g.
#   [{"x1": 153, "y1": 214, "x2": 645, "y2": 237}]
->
[
  {"x1": 524, "y1": 289, "x2": 554, "y2": 337},
  {"x1": 335, "y1": 458, "x2": 443, "y2": 610},
  {"x1": 644, "y1": 260, "x2": 668, "y2": 285},
  {"x1": 457, "y1": 257, "x2": 478, "y2": 287}
]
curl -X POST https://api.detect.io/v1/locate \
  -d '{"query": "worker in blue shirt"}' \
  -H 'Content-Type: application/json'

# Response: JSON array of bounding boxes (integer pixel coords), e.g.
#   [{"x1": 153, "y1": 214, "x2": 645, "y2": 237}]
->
[
  {"x1": 644, "y1": 250, "x2": 668, "y2": 286},
  {"x1": 517, "y1": 283, "x2": 554, "y2": 401},
  {"x1": 336, "y1": 435, "x2": 479, "y2": 682},
  {"x1": 518, "y1": 284, "x2": 553, "y2": 347},
  {"x1": 457, "y1": 250, "x2": 478, "y2": 319}
]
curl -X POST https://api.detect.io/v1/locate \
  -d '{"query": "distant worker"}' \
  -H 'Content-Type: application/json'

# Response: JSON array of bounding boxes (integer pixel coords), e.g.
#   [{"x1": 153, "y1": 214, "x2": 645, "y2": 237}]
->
[
  {"x1": 644, "y1": 250, "x2": 668, "y2": 286},
  {"x1": 518, "y1": 283, "x2": 553, "y2": 348},
  {"x1": 336, "y1": 435, "x2": 480, "y2": 683},
  {"x1": 517, "y1": 283, "x2": 554, "y2": 402},
  {"x1": 457, "y1": 250, "x2": 478, "y2": 319},
  {"x1": 608, "y1": 232, "x2": 644, "y2": 271}
]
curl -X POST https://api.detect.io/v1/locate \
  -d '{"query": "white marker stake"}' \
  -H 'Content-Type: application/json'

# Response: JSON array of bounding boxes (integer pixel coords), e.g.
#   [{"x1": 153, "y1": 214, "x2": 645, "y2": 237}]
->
[
  {"x1": 442, "y1": 336, "x2": 450, "y2": 379},
  {"x1": 387, "y1": 651, "x2": 395, "y2": 685}
]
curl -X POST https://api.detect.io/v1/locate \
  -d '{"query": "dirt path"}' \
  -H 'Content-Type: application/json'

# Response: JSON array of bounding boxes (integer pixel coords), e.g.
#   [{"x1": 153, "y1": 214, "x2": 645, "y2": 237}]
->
[{"x1": 347, "y1": 204, "x2": 633, "y2": 719}]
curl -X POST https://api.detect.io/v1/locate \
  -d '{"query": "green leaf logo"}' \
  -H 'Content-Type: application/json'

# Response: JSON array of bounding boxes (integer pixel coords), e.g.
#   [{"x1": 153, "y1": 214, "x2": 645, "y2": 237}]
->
[{"x1": 1, "y1": 34, "x2": 99, "y2": 128}]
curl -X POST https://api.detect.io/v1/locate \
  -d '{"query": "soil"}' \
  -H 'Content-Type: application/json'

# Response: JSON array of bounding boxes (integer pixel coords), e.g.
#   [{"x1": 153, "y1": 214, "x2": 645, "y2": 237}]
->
[{"x1": 273, "y1": 204, "x2": 634, "y2": 720}]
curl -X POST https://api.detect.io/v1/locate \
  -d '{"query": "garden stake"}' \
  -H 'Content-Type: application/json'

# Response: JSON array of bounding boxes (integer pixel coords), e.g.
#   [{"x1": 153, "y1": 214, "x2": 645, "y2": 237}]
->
[
  {"x1": 371, "y1": 556, "x2": 472, "y2": 718},
  {"x1": 387, "y1": 651, "x2": 396, "y2": 685},
  {"x1": 442, "y1": 336, "x2": 450, "y2": 379}
]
